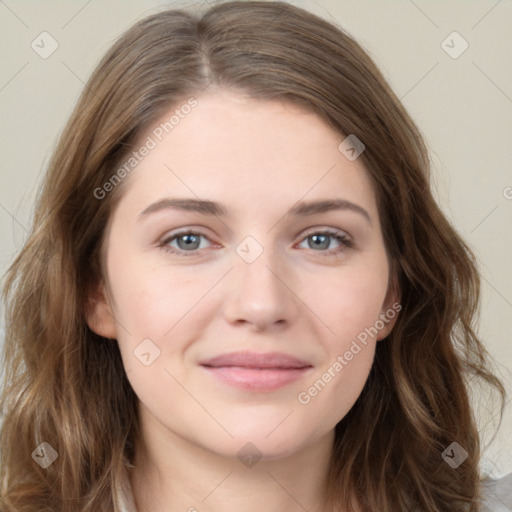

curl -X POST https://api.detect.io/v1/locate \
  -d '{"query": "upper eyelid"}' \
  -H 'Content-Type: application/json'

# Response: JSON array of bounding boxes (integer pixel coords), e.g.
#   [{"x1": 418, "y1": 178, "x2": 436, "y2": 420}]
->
[{"x1": 299, "y1": 226, "x2": 351, "y2": 238}]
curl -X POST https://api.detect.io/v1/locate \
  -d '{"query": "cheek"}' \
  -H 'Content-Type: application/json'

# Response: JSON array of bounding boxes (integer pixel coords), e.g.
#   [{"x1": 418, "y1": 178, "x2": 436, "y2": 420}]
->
[
  {"x1": 305, "y1": 263, "x2": 389, "y2": 345},
  {"x1": 300, "y1": 345, "x2": 375, "y2": 431},
  {"x1": 108, "y1": 263, "x2": 197, "y2": 405},
  {"x1": 297, "y1": 285, "x2": 380, "y2": 426},
  {"x1": 107, "y1": 245, "x2": 195, "y2": 335},
  {"x1": 294, "y1": 265, "x2": 388, "y2": 422}
]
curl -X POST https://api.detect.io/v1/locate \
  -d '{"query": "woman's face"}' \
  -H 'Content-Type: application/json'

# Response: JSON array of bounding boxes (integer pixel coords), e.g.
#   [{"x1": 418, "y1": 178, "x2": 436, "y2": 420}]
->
[{"x1": 88, "y1": 89, "x2": 399, "y2": 461}]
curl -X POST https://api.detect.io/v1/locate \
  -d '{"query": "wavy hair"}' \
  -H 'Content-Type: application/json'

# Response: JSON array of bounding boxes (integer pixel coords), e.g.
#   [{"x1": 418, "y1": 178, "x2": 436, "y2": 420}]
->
[{"x1": 0, "y1": 1, "x2": 507, "y2": 511}]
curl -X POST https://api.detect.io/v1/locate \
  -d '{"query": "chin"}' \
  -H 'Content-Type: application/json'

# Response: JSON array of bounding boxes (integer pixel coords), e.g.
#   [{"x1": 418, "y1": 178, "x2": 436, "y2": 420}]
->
[{"x1": 207, "y1": 424, "x2": 313, "y2": 461}]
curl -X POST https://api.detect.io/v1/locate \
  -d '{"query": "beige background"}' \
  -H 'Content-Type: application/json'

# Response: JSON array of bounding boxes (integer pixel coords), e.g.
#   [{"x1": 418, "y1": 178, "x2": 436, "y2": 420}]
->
[{"x1": 0, "y1": 0, "x2": 511, "y2": 477}]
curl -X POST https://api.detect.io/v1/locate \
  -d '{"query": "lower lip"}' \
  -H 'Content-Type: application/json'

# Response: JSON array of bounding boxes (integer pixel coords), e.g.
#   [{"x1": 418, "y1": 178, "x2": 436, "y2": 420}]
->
[{"x1": 200, "y1": 365, "x2": 312, "y2": 391}]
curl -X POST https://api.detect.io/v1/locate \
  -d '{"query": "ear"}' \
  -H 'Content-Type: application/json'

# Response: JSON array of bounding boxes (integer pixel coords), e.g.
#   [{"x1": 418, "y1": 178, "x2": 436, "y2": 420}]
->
[
  {"x1": 84, "y1": 280, "x2": 118, "y2": 339},
  {"x1": 376, "y1": 271, "x2": 401, "y2": 341}
]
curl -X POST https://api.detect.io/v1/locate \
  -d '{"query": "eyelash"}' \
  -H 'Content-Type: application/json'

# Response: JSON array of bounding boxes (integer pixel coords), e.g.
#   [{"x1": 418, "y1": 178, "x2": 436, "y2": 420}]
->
[{"x1": 158, "y1": 228, "x2": 353, "y2": 258}]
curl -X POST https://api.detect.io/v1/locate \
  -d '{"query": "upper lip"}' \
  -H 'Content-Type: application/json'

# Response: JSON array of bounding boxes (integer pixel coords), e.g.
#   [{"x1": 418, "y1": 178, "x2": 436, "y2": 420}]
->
[{"x1": 199, "y1": 351, "x2": 313, "y2": 369}]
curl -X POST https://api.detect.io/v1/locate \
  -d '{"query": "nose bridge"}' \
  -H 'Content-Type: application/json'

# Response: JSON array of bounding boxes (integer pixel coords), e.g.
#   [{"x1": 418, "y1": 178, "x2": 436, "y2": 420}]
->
[{"x1": 222, "y1": 232, "x2": 298, "y2": 329}]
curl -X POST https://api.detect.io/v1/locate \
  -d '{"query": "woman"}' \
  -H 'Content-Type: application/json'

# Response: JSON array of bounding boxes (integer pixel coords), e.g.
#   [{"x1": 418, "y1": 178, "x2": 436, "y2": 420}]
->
[{"x1": 0, "y1": 1, "x2": 509, "y2": 511}]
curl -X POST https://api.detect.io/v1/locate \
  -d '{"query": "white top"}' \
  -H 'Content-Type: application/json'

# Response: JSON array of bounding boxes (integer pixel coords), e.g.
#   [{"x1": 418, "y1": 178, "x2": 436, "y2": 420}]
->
[
  {"x1": 116, "y1": 468, "x2": 512, "y2": 511},
  {"x1": 479, "y1": 473, "x2": 512, "y2": 511}
]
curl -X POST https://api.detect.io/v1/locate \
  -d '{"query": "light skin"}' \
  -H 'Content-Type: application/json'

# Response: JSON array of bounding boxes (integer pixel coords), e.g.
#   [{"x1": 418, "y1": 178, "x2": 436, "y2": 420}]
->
[{"x1": 86, "y1": 88, "x2": 399, "y2": 512}]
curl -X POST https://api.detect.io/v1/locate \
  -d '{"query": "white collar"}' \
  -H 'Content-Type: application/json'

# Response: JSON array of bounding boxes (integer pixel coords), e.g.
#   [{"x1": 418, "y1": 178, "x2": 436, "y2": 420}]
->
[{"x1": 116, "y1": 465, "x2": 138, "y2": 512}]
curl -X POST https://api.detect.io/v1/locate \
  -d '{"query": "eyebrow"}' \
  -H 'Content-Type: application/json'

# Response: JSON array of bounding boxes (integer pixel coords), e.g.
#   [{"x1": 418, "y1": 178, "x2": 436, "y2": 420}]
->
[{"x1": 138, "y1": 197, "x2": 372, "y2": 224}]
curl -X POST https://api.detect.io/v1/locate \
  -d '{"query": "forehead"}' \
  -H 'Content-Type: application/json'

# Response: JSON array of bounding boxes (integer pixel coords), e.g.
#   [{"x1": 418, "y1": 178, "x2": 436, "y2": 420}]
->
[{"x1": 116, "y1": 90, "x2": 378, "y2": 219}]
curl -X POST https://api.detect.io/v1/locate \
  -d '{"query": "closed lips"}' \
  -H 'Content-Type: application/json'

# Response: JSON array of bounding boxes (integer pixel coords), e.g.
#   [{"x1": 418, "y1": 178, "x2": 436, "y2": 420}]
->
[
  {"x1": 199, "y1": 351, "x2": 314, "y2": 392},
  {"x1": 199, "y1": 351, "x2": 312, "y2": 369}
]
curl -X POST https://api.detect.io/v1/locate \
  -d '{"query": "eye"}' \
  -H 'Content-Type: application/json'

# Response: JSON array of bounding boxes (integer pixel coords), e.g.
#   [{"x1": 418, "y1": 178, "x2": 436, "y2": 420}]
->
[
  {"x1": 159, "y1": 230, "x2": 213, "y2": 257},
  {"x1": 158, "y1": 228, "x2": 353, "y2": 257},
  {"x1": 296, "y1": 229, "x2": 353, "y2": 256}
]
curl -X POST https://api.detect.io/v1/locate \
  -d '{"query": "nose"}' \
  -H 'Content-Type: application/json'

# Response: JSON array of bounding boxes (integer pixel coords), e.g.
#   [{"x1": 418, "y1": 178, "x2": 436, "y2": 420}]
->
[{"x1": 222, "y1": 241, "x2": 300, "y2": 332}]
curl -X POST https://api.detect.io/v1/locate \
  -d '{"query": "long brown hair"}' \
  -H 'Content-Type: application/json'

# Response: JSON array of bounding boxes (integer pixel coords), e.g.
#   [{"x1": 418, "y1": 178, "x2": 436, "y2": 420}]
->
[{"x1": 0, "y1": 2, "x2": 506, "y2": 511}]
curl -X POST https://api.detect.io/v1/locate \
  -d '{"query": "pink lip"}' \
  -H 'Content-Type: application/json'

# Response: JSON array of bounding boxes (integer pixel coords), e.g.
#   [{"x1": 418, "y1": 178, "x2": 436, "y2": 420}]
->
[{"x1": 199, "y1": 351, "x2": 313, "y2": 392}]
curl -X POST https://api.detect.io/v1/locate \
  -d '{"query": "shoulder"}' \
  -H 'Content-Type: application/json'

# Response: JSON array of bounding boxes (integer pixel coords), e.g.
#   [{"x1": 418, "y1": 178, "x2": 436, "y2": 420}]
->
[{"x1": 479, "y1": 471, "x2": 512, "y2": 511}]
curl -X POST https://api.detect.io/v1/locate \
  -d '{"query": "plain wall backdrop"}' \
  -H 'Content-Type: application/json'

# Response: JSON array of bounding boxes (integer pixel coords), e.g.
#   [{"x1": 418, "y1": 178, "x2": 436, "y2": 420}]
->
[{"x1": 0, "y1": 0, "x2": 511, "y2": 477}]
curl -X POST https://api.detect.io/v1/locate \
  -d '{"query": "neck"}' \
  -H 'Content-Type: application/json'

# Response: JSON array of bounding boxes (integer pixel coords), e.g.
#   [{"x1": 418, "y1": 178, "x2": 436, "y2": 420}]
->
[{"x1": 129, "y1": 407, "x2": 338, "y2": 512}]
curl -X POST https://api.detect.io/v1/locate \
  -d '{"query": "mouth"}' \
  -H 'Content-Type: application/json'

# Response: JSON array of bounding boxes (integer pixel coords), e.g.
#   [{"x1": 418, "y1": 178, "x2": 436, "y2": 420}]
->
[{"x1": 199, "y1": 351, "x2": 313, "y2": 392}]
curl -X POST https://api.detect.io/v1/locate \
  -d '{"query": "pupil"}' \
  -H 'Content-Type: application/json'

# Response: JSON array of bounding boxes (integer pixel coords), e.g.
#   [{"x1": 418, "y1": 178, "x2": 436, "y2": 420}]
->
[
  {"x1": 180, "y1": 234, "x2": 198, "y2": 249},
  {"x1": 311, "y1": 234, "x2": 328, "y2": 250}
]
